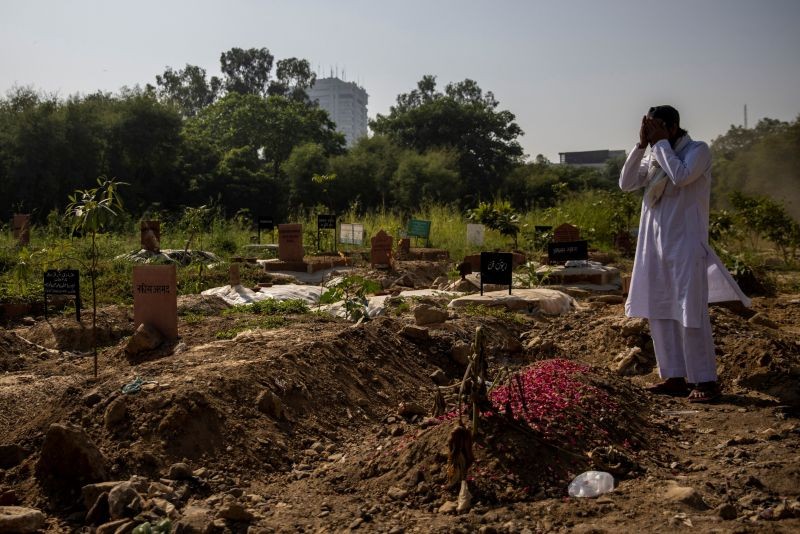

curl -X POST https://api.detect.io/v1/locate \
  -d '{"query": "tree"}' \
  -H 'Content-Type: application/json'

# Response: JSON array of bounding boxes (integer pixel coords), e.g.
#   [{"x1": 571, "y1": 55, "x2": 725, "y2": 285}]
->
[
  {"x1": 390, "y1": 149, "x2": 461, "y2": 210},
  {"x1": 371, "y1": 76, "x2": 524, "y2": 204},
  {"x1": 155, "y1": 64, "x2": 221, "y2": 117},
  {"x1": 328, "y1": 135, "x2": 402, "y2": 212},
  {"x1": 183, "y1": 92, "x2": 344, "y2": 217},
  {"x1": 711, "y1": 116, "x2": 800, "y2": 220},
  {"x1": 220, "y1": 47, "x2": 274, "y2": 96},
  {"x1": 284, "y1": 142, "x2": 329, "y2": 210},
  {"x1": 65, "y1": 177, "x2": 126, "y2": 378},
  {"x1": 269, "y1": 58, "x2": 316, "y2": 100}
]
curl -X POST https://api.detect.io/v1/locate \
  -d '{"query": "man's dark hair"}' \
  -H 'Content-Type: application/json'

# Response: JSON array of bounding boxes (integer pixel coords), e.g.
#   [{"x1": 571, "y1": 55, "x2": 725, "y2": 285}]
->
[{"x1": 648, "y1": 105, "x2": 688, "y2": 137}]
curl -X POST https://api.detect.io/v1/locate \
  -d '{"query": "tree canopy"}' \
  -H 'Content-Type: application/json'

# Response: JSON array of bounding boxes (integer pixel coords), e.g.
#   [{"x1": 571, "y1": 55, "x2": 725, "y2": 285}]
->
[{"x1": 370, "y1": 76, "x2": 524, "y2": 204}]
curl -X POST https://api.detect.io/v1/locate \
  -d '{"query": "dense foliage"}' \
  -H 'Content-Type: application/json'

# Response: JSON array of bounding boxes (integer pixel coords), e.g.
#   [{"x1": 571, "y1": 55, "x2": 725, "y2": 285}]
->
[{"x1": 0, "y1": 45, "x2": 797, "y2": 242}]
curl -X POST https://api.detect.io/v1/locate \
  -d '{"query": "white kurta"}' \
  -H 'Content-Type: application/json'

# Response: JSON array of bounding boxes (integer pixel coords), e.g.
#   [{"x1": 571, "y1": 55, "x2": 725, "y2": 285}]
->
[{"x1": 619, "y1": 137, "x2": 750, "y2": 328}]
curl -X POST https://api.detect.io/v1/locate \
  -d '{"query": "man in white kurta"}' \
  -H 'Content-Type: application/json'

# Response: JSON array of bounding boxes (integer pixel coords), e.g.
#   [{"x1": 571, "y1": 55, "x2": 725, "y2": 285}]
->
[{"x1": 619, "y1": 105, "x2": 750, "y2": 402}]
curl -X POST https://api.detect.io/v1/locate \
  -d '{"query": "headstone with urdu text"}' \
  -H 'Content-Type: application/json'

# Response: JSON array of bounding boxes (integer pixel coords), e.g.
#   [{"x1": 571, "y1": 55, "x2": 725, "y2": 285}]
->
[
  {"x1": 480, "y1": 252, "x2": 513, "y2": 295},
  {"x1": 133, "y1": 264, "x2": 178, "y2": 340},
  {"x1": 44, "y1": 269, "x2": 81, "y2": 321},
  {"x1": 278, "y1": 224, "x2": 304, "y2": 262}
]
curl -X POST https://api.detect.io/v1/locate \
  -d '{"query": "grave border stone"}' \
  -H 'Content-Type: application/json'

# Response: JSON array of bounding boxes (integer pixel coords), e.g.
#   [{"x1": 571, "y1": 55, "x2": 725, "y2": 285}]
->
[
  {"x1": 480, "y1": 252, "x2": 513, "y2": 296},
  {"x1": 43, "y1": 269, "x2": 81, "y2": 321}
]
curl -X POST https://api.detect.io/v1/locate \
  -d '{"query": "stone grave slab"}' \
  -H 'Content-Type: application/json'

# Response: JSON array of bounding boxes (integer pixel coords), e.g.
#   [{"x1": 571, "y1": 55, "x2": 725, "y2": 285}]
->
[
  {"x1": 278, "y1": 224, "x2": 304, "y2": 262},
  {"x1": 448, "y1": 288, "x2": 575, "y2": 315},
  {"x1": 133, "y1": 264, "x2": 178, "y2": 340}
]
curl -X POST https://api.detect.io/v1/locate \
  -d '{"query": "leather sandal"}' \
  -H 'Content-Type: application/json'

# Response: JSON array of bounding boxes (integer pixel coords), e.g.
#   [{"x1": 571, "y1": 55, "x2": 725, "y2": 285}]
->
[
  {"x1": 645, "y1": 377, "x2": 689, "y2": 396},
  {"x1": 688, "y1": 382, "x2": 721, "y2": 403}
]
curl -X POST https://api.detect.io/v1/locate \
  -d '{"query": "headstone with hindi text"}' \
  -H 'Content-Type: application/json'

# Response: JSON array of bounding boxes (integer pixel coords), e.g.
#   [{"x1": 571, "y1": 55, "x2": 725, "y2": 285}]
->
[
  {"x1": 133, "y1": 265, "x2": 178, "y2": 340},
  {"x1": 140, "y1": 220, "x2": 161, "y2": 252},
  {"x1": 12, "y1": 214, "x2": 31, "y2": 246},
  {"x1": 370, "y1": 230, "x2": 393, "y2": 268},
  {"x1": 278, "y1": 224, "x2": 304, "y2": 262}
]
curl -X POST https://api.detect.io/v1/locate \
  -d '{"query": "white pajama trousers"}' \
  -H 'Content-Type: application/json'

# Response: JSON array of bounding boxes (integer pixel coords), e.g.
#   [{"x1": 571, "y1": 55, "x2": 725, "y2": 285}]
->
[{"x1": 649, "y1": 311, "x2": 717, "y2": 383}]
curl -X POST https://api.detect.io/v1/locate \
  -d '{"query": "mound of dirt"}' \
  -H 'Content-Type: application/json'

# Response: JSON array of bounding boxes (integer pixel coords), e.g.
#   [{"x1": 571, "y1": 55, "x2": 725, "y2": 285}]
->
[
  {"x1": 0, "y1": 331, "x2": 41, "y2": 372},
  {"x1": 18, "y1": 306, "x2": 134, "y2": 352},
  {"x1": 354, "y1": 360, "x2": 657, "y2": 505},
  {"x1": 176, "y1": 294, "x2": 231, "y2": 316},
  {"x1": 2, "y1": 277, "x2": 799, "y2": 532}
]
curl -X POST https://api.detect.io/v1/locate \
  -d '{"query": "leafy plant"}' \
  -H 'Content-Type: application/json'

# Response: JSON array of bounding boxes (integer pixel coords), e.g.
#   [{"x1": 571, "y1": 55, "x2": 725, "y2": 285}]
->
[
  {"x1": 468, "y1": 199, "x2": 521, "y2": 248},
  {"x1": 65, "y1": 177, "x2": 127, "y2": 377},
  {"x1": 320, "y1": 275, "x2": 380, "y2": 321},
  {"x1": 730, "y1": 191, "x2": 800, "y2": 262}
]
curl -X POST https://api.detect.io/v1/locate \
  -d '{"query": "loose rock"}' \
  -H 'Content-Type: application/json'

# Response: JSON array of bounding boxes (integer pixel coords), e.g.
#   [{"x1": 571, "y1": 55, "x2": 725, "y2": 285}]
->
[
  {"x1": 104, "y1": 397, "x2": 128, "y2": 428},
  {"x1": 413, "y1": 304, "x2": 449, "y2": 325},
  {"x1": 35, "y1": 423, "x2": 108, "y2": 490},
  {"x1": 125, "y1": 323, "x2": 165, "y2": 357},
  {"x1": 256, "y1": 390, "x2": 284, "y2": 419},
  {"x1": 107, "y1": 482, "x2": 143, "y2": 519},
  {"x1": 168, "y1": 462, "x2": 193, "y2": 480},
  {"x1": 0, "y1": 506, "x2": 45, "y2": 533}
]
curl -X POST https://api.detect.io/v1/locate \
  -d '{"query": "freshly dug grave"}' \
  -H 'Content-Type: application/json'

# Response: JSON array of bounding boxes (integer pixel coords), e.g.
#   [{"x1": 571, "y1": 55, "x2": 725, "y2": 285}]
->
[{"x1": 352, "y1": 359, "x2": 659, "y2": 506}]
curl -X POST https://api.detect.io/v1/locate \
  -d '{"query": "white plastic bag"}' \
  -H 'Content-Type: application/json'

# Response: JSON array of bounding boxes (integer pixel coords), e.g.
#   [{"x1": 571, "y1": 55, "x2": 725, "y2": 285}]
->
[{"x1": 567, "y1": 470, "x2": 614, "y2": 498}]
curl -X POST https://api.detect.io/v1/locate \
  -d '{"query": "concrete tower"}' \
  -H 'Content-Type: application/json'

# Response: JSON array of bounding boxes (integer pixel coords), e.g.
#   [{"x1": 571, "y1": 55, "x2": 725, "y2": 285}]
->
[{"x1": 307, "y1": 77, "x2": 368, "y2": 147}]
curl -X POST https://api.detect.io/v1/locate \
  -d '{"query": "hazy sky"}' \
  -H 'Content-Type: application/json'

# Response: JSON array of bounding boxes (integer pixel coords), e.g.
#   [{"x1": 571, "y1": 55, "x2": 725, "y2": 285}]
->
[{"x1": 2, "y1": 0, "x2": 798, "y2": 161}]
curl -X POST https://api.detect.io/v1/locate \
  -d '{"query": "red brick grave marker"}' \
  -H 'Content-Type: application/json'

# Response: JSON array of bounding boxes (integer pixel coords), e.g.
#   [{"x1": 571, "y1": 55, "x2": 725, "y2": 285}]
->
[
  {"x1": 370, "y1": 230, "x2": 393, "y2": 268},
  {"x1": 133, "y1": 264, "x2": 178, "y2": 340},
  {"x1": 278, "y1": 224, "x2": 304, "y2": 262}
]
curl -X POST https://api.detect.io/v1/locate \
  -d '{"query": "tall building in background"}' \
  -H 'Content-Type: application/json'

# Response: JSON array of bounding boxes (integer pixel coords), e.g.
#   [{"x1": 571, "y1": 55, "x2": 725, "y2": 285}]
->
[{"x1": 307, "y1": 77, "x2": 368, "y2": 147}]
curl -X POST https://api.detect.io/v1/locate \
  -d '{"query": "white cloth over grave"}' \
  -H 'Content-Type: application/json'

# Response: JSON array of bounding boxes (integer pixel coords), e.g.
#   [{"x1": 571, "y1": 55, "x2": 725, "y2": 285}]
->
[{"x1": 202, "y1": 284, "x2": 323, "y2": 306}]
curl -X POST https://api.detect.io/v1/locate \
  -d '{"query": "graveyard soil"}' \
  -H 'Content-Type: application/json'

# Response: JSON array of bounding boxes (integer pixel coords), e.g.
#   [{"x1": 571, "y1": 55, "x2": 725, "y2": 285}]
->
[{"x1": 0, "y1": 262, "x2": 799, "y2": 533}]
